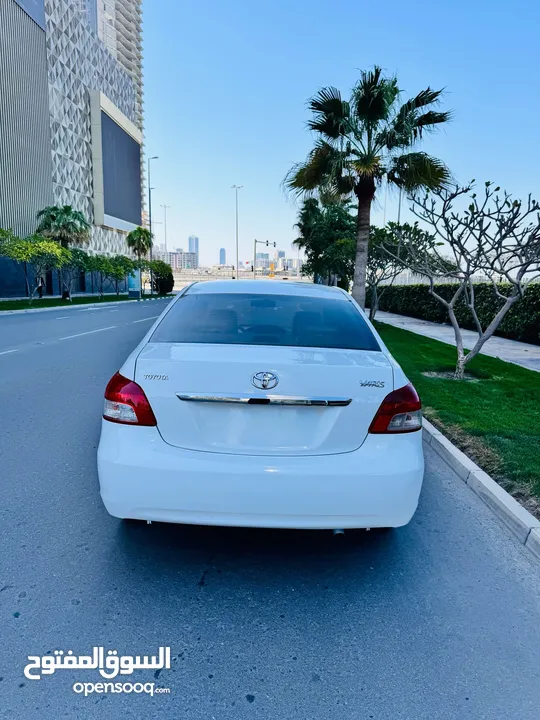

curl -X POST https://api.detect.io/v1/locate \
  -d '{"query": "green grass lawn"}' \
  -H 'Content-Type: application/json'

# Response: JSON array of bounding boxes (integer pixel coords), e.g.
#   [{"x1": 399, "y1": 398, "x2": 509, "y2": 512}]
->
[
  {"x1": 375, "y1": 322, "x2": 540, "y2": 508},
  {"x1": 0, "y1": 294, "x2": 162, "y2": 311}
]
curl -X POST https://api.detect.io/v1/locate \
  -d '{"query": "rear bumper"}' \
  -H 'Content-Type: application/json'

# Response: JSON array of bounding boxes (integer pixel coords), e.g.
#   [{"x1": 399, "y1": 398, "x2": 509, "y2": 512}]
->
[{"x1": 97, "y1": 424, "x2": 424, "y2": 529}]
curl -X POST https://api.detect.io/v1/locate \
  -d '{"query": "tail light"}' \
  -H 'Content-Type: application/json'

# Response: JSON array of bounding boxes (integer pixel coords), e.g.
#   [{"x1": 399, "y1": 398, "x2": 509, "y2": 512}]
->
[
  {"x1": 103, "y1": 372, "x2": 157, "y2": 426},
  {"x1": 369, "y1": 383, "x2": 422, "y2": 434}
]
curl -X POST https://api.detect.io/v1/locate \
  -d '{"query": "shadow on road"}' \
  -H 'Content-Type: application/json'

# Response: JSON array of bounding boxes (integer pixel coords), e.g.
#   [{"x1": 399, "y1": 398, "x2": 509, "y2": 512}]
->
[{"x1": 112, "y1": 520, "x2": 408, "y2": 592}]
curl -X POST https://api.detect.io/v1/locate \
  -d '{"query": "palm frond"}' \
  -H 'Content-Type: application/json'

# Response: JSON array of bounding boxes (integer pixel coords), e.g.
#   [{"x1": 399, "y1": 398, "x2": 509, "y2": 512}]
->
[
  {"x1": 389, "y1": 88, "x2": 444, "y2": 143},
  {"x1": 320, "y1": 174, "x2": 356, "y2": 203},
  {"x1": 307, "y1": 87, "x2": 350, "y2": 139},
  {"x1": 351, "y1": 67, "x2": 399, "y2": 124},
  {"x1": 284, "y1": 140, "x2": 345, "y2": 195},
  {"x1": 397, "y1": 88, "x2": 444, "y2": 116},
  {"x1": 36, "y1": 205, "x2": 90, "y2": 247},
  {"x1": 387, "y1": 152, "x2": 452, "y2": 191},
  {"x1": 375, "y1": 126, "x2": 413, "y2": 151},
  {"x1": 350, "y1": 155, "x2": 383, "y2": 180},
  {"x1": 413, "y1": 110, "x2": 452, "y2": 138}
]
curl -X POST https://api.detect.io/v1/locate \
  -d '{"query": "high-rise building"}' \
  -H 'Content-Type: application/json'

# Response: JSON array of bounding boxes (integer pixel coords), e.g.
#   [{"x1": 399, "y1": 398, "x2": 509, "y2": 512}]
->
[
  {"x1": 278, "y1": 250, "x2": 286, "y2": 259},
  {"x1": 0, "y1": 0, "x2": 143, "y2": 297},
  {"x1": 110, "y1": 1, "x2": 143, "y2": 128},
  {"x1": 153, "y1": 250, "x2": 198, "y2": 270},
  {"x1": 188, "y1": 235, "x2": 199, "y2": 268},
  {"x1": 188, "y1": 235, "x2": 199, "y2": 254},
  {"x1": 78, "y1": 1, "x2": 143, "y2": 127},
  {"x1": 219, "y1": 248, "x2": 226, "y2": 265},
  {"x1": 179, "y1": 252, "x2": 198, "y2": 269},
  {"x1": 71, "y1": 0, "x2": 98, "y2": 31},
  {"x1": 255, "y1": 252, "x2": 270, "y2": 270}
]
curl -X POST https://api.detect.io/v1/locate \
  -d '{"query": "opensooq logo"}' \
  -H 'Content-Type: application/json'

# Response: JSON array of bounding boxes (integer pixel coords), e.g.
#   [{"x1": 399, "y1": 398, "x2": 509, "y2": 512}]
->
[{"x1": 24, "y1": 647, "x2": 171, "y2": 681}]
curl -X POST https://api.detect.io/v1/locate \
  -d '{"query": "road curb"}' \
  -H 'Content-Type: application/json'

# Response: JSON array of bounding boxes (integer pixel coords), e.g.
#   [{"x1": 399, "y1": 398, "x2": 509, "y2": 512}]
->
[
  {"x1": 423, "y1": 418, "x2": 540, "y2": 561},
  {"x1": 0, "y1": 297, "x2": 169, "y2": 316}
]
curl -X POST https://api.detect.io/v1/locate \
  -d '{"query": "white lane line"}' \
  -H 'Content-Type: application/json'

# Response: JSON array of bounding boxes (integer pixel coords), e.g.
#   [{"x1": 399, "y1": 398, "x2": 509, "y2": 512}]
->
[
  {"x1": 55, "y1": 316, "x2": 70, "y2": 320},
  {"x1": 0, "y1": 349, "x2": 18, "y2": 356},
  {"x1": 132, "y1": 316, "x2": 159, "y2": 324},
  {"x1": 60, "y1": 326, "x2": 117, "y2": 340},
  {"x1": 109, "y1": 310, "x2": 119, "y2": 313}
]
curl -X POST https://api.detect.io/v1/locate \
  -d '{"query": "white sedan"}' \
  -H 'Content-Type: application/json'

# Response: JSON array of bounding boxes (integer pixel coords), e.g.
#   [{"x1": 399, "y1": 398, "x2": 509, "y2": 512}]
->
[{"x1": 97, "y1": 281, "x2": 424, "y2": 530}]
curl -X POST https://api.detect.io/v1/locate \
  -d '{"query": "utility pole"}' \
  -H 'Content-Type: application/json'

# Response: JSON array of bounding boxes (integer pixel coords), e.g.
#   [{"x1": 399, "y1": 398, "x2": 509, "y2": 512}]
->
[
  {"x1": 161, "y1": 204, "x2": 171, "y2": 253},
  {"x1": 148, "y1": 156, "x2": 158, "y2": 293},
  {"x1": 253, "y1": 239, "x2": 257, "y2": 279},
  {"x1": 231, "y1": 185, "x2": 243, "y2": 278}
]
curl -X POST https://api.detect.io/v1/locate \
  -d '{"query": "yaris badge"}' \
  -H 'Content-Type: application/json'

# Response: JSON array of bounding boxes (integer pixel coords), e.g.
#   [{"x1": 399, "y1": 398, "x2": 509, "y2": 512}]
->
[{"x1": 359, "y1": 380, "x2": 385, "y2": 388}]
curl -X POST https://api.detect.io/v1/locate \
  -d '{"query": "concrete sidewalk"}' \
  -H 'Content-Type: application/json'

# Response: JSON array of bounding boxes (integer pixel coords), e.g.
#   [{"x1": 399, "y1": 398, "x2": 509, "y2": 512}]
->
[{"x1": 376, "y1": 311, "x2": 540, "y2": 372}]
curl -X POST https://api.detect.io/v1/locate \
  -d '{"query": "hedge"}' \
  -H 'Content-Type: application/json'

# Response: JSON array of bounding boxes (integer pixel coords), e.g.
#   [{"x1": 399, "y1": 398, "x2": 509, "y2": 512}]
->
[{"x1": 376, "y1": 283, "x2": 540, "y2": 346}]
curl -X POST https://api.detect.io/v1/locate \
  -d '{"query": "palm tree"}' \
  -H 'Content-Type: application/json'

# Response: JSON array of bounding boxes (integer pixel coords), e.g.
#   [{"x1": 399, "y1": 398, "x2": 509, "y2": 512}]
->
[
  {"x1": 285, "y1": 66, "x2": 452, "y2": 307},
  {"x1": 126, "y1": 226, "x2": 153, "y2": 260},
  {"x1": 294, "y1": 198, "x2": 321, "y2": 252},
  {"x1": 36, "y1": 205, "x2": 90, "y2": 299},
  {"x1": 36, "y1": 205, "x2": 90, "y2": 248}
]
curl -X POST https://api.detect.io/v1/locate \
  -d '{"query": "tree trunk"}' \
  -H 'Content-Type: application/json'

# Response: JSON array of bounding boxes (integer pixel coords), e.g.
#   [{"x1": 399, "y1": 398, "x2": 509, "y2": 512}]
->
[
  {"x1": 462, "y1": 294, "x2": 519, "y2": 370},
  {"x1": 448, "y1": 305, "x2": 467, "y2": 379},
  {"x1": 23, "y1": 262, "x2": 30, "y2": 297},
  {"x1": 351, "y1": 180, "x2": 375, "y2": 309},
  {"x1": 369, "y1": 285, "x2": 378, "y2": 322}
]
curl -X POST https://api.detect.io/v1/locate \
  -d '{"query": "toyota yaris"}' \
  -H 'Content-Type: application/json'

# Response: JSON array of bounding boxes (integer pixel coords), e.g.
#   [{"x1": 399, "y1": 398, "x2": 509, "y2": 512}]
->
[{"x1": 97, "y1": 281, "x2": 424, "y2": 529}]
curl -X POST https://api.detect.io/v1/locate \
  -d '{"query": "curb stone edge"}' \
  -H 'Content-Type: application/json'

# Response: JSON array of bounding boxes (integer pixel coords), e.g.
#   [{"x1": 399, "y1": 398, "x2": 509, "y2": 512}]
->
[
  {"x1": 0, "y1": 296, "x2": 170, "y2": 316},
  {"x1": 422, "y1": 418, "x2": 540, "y2": 562}
]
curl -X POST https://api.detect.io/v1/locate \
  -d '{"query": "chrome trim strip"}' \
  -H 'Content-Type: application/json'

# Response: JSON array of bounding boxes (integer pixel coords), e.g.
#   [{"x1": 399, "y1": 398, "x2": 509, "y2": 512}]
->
[{"x1": 176, "y1": 393, "x2": 352, "y2": 407}]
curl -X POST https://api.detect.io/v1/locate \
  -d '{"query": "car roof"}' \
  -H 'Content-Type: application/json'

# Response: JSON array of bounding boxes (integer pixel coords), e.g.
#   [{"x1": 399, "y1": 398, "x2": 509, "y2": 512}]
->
[{"x1": 184, "y1": 280, "x2": 348, "y2": 299}]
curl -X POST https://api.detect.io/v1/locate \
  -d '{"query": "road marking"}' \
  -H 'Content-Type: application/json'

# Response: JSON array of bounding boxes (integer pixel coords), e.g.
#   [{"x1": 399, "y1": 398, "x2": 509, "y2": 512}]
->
[
  {"x1": 109, "y1": 310, "x2": 119, "y2": 313},
  {"x1": 55, "y1": 316, "x2": 70, "y2": 320},
  {"x1": 132, "y1": 316, "x2": 159, "y2": 324},
  {"x1": 0, "y1": 349, "x2": 18, "y2": 356},
  {"x1": 60, "y1": 326, "x2": 117, "y2": 340}
]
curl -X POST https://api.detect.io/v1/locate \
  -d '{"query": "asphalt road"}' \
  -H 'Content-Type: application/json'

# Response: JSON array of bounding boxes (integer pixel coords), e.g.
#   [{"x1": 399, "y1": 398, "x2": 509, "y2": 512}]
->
[{"x1": 1, "y1": 299, "x2": 540, "y2": 719}]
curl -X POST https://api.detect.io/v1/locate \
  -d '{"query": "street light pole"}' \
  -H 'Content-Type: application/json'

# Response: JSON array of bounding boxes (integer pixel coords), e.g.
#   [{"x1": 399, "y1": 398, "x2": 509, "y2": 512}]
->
[
  {"x1": 148, "y1": 156, "x2": 158, "y2": 293},
  {"x1": 231, "y1": 185, "x2": 243, "y2": 278},
  {"x1": 161, "y1": 204, "x2": 171, "y2": 253}
]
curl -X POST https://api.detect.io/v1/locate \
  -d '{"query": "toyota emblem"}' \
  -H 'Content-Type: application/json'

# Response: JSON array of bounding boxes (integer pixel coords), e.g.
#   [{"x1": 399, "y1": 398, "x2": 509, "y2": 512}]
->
[{"x1": 251, "y1": 372, "x2": 279, "y2": 390}]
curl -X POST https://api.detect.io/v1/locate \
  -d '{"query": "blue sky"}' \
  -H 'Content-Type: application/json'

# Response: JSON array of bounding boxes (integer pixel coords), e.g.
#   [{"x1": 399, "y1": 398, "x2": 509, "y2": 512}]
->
[{"x1": 143, "y1": 0, "x2": 540, "y2": 267}]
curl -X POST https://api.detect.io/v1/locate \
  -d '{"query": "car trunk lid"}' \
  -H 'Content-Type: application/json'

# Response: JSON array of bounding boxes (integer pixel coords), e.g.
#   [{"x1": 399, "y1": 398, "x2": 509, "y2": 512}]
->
[{"x1": 135, "y1": 343, "x2": 393, "y2": 456}]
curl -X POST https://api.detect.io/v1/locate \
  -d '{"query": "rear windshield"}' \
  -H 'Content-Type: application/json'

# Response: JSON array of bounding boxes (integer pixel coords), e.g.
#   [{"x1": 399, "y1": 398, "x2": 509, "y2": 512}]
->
[{"x1": 150, "y1": 292, "x2": 380, "y2": 351}]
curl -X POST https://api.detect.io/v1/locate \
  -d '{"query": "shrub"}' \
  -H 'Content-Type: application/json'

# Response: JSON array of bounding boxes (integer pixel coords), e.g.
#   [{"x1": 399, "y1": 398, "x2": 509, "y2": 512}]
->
[
  {"x1": 149, "y1": 260, "x2": 174, "y2": 295},
  {"x1": 376, "y1": 283, "x2": 540, "y2": 345}
]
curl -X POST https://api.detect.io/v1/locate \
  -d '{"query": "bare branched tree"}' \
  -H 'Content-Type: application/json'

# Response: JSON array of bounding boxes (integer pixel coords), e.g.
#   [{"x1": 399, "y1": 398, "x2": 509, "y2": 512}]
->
[
  {"x1": 383, "y1": 182, "x2": 540, "y2": 378},
  {"x1": 367, "y1": 223, "x2": 434, "y2": 321}
]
